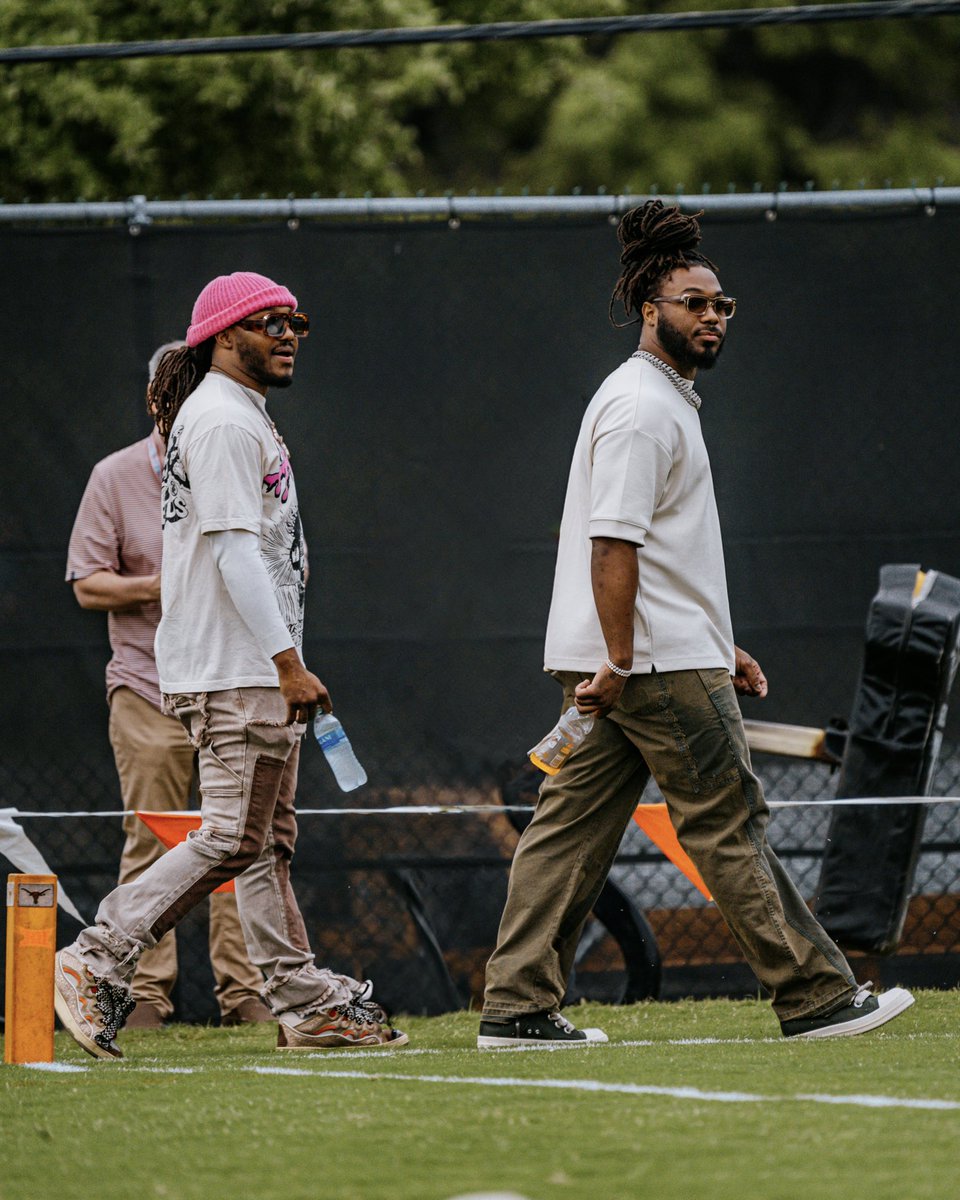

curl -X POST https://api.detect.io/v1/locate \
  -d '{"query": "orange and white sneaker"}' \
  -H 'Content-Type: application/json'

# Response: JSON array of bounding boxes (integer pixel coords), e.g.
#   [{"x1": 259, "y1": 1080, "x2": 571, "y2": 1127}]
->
[
  {"x1": 276, "y1": 1001, "x2": 408, "y2": 1050},
  {"x1": 54, "y1": 947, "x2": 135, "y2": 1060}
]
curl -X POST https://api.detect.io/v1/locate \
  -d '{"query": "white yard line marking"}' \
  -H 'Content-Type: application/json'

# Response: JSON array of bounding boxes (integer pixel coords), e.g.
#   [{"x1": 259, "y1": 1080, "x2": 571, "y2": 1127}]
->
[
  {"x1": 245, "y1": 1066, "x2": 960, "y2": 1111},
  {"x1": 134, "y1": 1066, "x2": 198, "y2": 1073},
  {"x1": 587, "y1": 1037, "x2": 784, "y2": 1048},
  {"x1": 19, "y1": 1061, "x2": 88, "y2": 1072},
  {"x1": 22, "y1": 1059, "x2": 960, "y2": 1111},
  {"x1": 268, "y1": 1045, "x2": 442, "y2": 1060},
  {"x1": 795, "y1": 1092, "x2": 960, "y2": 1110}
]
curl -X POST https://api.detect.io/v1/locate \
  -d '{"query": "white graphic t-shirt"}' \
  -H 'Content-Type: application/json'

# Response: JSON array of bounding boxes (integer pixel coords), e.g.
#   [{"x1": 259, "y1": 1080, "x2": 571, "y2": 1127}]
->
[{"x1": 155, "y1": 372, "x2": 307, "y2": 693}]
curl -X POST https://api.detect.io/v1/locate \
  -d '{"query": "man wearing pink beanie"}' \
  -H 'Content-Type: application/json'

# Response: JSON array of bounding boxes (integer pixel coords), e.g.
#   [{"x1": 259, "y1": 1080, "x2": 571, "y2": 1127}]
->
[{"x1": 54, "y1": 271, "x2": 408, "y2": 1058}]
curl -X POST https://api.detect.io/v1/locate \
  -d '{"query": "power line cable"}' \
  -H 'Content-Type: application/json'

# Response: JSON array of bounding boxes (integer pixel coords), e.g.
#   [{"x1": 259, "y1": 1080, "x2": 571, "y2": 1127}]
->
[{"x1": 2, "y1": 1, "x2": 960, "y2": 67}]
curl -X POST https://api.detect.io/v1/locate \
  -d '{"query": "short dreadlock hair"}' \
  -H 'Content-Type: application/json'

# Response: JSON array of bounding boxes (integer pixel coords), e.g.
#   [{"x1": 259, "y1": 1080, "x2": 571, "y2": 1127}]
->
[
  {"x1": 148, "y1": 340, "x2": 214, "y2": 443},
  {"x1": 609, "y1": 199, "x2": 718, "y2": 328}
]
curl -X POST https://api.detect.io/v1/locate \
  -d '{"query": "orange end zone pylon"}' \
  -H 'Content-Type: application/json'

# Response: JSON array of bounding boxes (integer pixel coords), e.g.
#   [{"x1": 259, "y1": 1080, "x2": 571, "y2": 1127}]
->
[
  {"x1": 135, "y1": 812, "x2": 234, "y2": 893},
  {"x1": 632, "y1": 804, "x2": 713, "y2": 901},
  {"x1": 4, "y1": 874, "x2": 57, "y2": 1064}
]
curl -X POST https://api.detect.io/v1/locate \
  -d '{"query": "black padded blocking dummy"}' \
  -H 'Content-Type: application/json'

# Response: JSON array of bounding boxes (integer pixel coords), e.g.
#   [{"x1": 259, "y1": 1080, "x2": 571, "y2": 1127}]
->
[{"x1": 815, "y1": 564, "x2": 960, "y2": 953}]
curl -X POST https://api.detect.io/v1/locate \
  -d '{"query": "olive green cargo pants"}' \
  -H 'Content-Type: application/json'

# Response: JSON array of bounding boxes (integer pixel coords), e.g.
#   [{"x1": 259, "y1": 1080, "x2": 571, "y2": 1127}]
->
[{"x1": 483, "y1": 669, "x2": 856, "y2": 1023}]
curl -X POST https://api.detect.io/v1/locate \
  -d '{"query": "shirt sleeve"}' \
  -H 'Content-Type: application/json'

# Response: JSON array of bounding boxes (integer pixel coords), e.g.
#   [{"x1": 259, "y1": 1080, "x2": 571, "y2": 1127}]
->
[
  {"x1": 65, "y1": 462, "x2": 120, "y2": 582},
  {"x1": 588, "y1": 427, "x2": 672, "y2": 545},
  {"x1": 207, "y1": 529, "x2": 295, "y2": 660},
  {"x1": 184, "y1": 423, "x2": 265, "y2": 535}
]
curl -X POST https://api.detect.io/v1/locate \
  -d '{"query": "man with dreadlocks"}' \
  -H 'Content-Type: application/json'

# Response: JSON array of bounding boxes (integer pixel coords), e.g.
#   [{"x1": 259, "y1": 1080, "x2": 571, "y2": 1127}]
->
[
  {"x1": 55, "y1": 272, "x2": 407, "y2": 1059},
  {"x1": 65, "y1": 339, "x2": 272, "y2": 1031},
  {"x1": 479, "y1": 201, "x2": 914, "y2": 1048}
]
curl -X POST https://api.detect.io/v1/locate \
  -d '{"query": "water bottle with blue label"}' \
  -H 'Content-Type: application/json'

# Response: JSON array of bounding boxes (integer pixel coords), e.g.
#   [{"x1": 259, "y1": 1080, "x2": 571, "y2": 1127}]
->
[{"x1": 313, "y1": 712, "x2": 368, "y2": 791}]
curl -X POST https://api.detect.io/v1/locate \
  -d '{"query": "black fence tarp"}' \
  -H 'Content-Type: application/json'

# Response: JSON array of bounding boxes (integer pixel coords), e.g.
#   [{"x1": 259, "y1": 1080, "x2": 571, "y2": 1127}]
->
[{"x1": 2, "y1": 209, "x2": 960, "y2": 1019}]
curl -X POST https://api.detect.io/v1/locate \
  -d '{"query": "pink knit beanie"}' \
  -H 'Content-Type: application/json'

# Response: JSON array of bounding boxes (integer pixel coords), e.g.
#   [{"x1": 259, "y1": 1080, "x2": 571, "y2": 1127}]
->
[{"x1": 186, "y1": 271, "x2": 298, "y2": 347}]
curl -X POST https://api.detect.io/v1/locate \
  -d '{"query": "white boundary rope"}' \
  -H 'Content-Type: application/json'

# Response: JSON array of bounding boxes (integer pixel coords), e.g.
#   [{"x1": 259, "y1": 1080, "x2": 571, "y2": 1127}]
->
[{"x1": 6, "y1": 796, "x2": 960, "y2": 818}]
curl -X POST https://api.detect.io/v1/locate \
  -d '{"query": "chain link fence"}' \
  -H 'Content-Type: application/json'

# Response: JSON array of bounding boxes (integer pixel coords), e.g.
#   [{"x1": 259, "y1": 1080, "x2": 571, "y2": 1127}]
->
[{"x1": 3, "y1": 737, "x2": 959, "y2": 1021}]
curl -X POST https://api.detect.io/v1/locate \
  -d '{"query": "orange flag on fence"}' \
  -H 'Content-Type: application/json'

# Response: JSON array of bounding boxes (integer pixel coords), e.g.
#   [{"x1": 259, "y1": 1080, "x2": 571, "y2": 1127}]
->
[
  {"x1": 632, "y1": 803, "x2": 712, "y2": 901},
  {"x1": 138, "y1": 806, "x2": 708, "y2": 901},
  {"x1": 135, "y1": 811, "x2": 234, "y2": 893}
]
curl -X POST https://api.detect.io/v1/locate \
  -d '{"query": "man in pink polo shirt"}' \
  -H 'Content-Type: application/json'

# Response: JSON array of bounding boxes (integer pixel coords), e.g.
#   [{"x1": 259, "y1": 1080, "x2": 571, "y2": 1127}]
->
[{"x1": 66, "y1": 341, "x2": 271, "y2": 1029}]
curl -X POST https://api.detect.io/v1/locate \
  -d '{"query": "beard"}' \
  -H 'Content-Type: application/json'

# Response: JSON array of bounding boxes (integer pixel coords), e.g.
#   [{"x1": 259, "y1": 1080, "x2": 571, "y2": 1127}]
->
[
  {"x1": 657, "y1": 310, "x2": 724, "y2": 372},
  {"x1": 237, "y1": 339, "x2": 295, "y2": 388}
]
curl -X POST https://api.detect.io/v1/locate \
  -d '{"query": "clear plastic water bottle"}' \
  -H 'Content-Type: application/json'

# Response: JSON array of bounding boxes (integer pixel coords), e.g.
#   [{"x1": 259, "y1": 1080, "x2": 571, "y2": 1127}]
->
[
  {"x1": 313, "y1": 712, "x2": 368, "y2": 791},
  {"x1": 528, "y1": 706, "x2": 596, "y2": 775}
]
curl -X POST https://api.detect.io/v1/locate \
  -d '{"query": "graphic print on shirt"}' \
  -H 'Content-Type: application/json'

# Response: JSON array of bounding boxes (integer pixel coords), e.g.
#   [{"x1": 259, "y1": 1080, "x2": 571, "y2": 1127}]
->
[
  {"x1": 261, "y1": 507, "x2": 306, "y2": 646},
  {"x1": 161, "y1": 425, "x2": 190, "y2": 526},
  {"x1": 263, "y1": 454, "x2": 291, "y2": 504}
]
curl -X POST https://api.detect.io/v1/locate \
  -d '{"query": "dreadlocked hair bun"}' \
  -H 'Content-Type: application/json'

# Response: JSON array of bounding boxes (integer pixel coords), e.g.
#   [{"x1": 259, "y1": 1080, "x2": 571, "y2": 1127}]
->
[
  {"x1": 609, "y1": 199, "x2": 717, "y2": 327},
  {"x1": 149, "y1": 341, "x2": 214, "y2": 443}
]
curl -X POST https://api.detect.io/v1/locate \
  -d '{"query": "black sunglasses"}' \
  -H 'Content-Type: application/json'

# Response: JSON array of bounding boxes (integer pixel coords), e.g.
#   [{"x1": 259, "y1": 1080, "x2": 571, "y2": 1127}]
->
[{"x1": 236, "y1": 311, "x2": 310, "y2": 338}]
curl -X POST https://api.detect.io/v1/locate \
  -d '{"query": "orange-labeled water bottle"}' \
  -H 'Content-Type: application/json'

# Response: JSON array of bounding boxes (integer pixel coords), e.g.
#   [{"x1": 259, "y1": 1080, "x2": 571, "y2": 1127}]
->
[{"x1": 528, "y1": 706, "x2": 596, "y2": 775}]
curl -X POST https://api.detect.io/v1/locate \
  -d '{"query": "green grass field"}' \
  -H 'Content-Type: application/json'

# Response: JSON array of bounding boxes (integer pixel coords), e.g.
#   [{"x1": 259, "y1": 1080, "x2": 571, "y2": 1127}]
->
[{"x1": 3, "y1": 990, "x2": 957, "y2": 1200}]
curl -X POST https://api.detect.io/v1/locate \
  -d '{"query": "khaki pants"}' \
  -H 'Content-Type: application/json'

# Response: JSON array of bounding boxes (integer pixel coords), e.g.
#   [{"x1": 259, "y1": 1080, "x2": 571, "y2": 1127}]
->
[
  {"x1": 108, "y1": 687, "x2": 264, "y2": 1018},
  {"x1": 78, "y1": 687, "x2": 360, "y2": 1018},
  {"x1": 483, "y1": 669, "x2": 857, "y2": 1023}
]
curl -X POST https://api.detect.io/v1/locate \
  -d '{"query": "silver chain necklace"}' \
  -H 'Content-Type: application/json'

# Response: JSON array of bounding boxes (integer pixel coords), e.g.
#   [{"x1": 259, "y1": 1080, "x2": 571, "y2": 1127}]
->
[
  {"x1": 631, "y1": 350, "x2": 701, "y2": 410},
  {"x1": 211, "y1": 366, "x2": 289, "y2": 456}
]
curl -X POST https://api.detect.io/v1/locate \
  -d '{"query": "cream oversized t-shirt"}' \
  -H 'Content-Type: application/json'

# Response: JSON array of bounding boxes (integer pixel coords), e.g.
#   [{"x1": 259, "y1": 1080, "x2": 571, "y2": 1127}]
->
[
  {"x1": 155, "y1": 372, "x2": 306, "y2": 693},
  {"x1": 543, "y1": 355, "x2": 735, "y2": 675}
]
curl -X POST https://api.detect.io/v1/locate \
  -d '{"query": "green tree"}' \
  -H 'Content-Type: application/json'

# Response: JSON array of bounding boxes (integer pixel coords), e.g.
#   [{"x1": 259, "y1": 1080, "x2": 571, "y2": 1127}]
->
[
  {"x1": 508, "y1": 3, "x2": 960, "y2": 192},
  {"x1": 2, "y1": 0, "x2": 960, "y2": 201},
  {"x1": 0, "y1": 0, "x2": 458, "y2": 199}
]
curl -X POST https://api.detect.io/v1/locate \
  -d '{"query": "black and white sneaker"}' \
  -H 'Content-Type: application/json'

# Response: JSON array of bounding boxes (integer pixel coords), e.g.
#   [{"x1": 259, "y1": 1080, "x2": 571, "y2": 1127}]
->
[
  {"x1": 54, "y1": 947, "x2": 135, "y2": 1060},
  {"x1": 477, "y1": 1009, "x2": 608, "y2": 1049},
  {"x1": 781, "y1": 982, "x2": 915, "y2": 1040},
  {"x1": 350, "y1": 977, "x2": 390, "y2": 1023}
]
